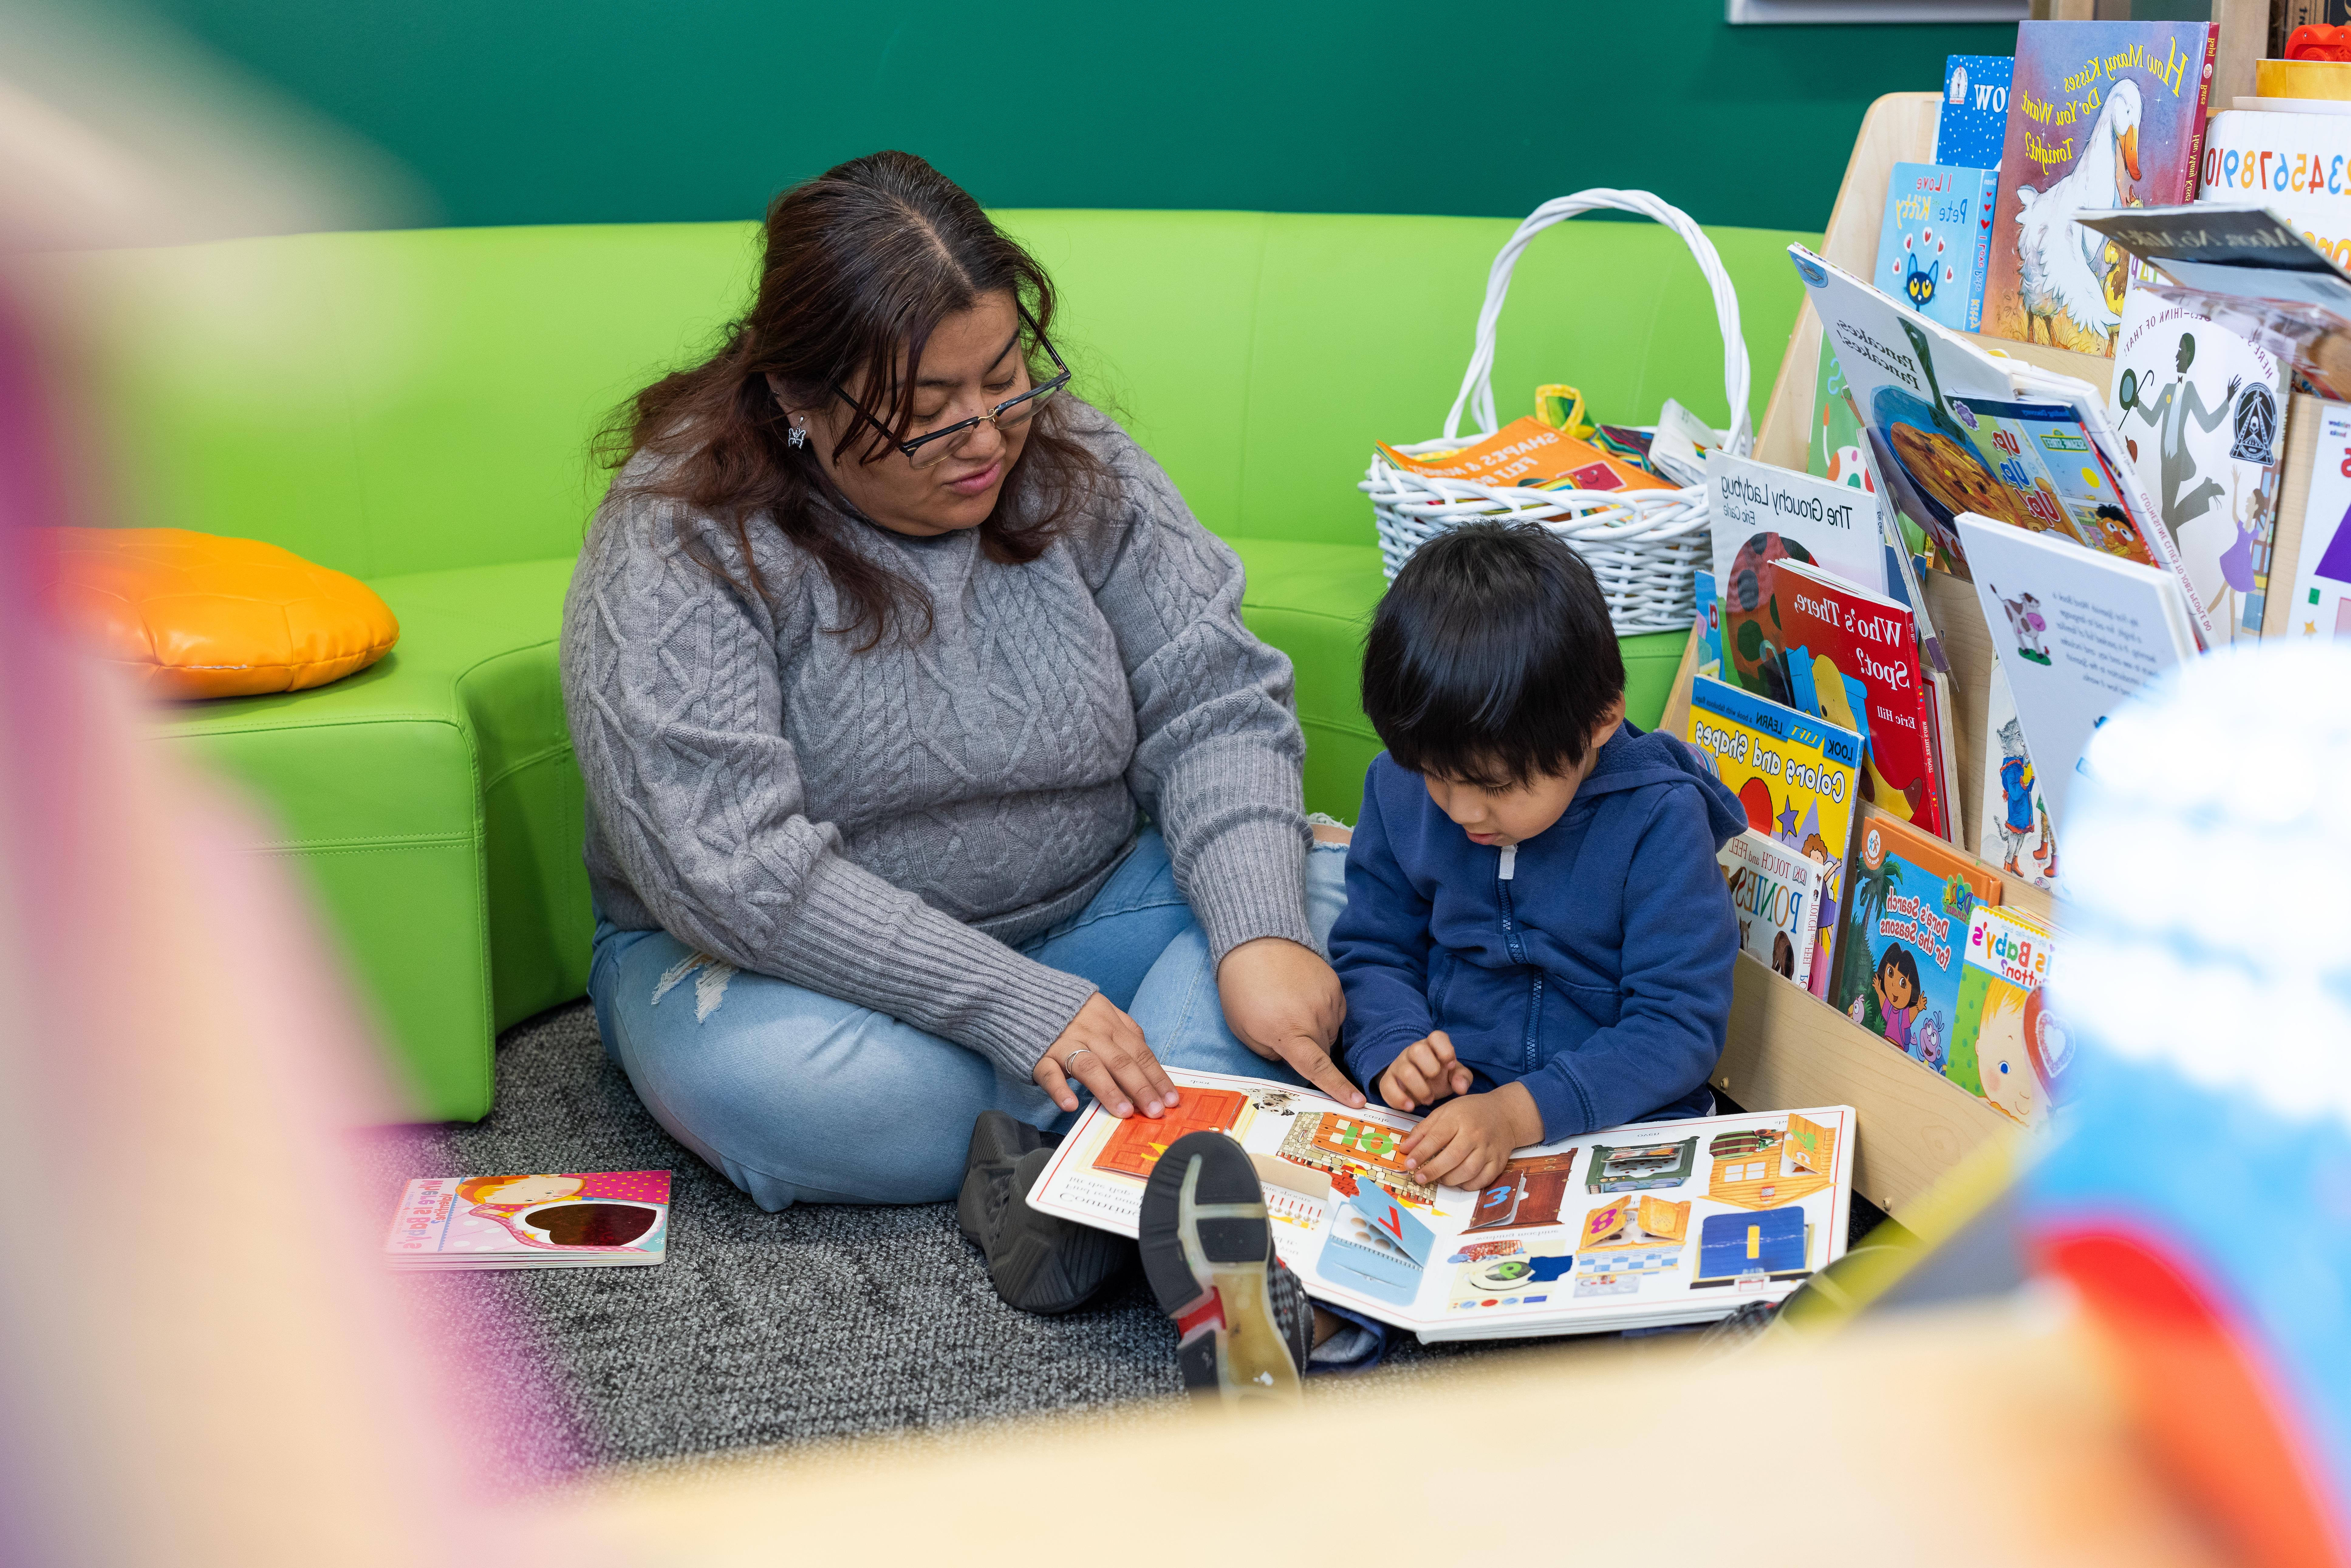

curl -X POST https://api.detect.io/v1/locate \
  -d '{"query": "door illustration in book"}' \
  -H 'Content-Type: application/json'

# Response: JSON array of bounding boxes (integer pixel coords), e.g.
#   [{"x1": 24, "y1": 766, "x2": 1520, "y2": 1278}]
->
[
  {"x1": 1462, "y1": 1153, "x2": 1580, "y2": 1233},
  {"x1": 1089, "y1": 1088, "x2": 1248, "y2": 1179}
]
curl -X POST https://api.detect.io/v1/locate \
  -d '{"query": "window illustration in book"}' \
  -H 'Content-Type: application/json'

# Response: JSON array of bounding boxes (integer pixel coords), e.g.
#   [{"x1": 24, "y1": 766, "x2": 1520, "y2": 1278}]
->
[
  {"x1": 2110, "y1": 286, "x2": 2288, "y2": 642},
  {"x1": 1719, "y1": 828, "x2": 1821, "y2": 989},
  {"x1": 1833, "y1": 811, "x2": 2004, "y2": 1079},
  {"x1": 1981, "y1": 19, "x2": 2219, "y2": 356},
  {"x1": 384, "y1": 1171, "x2": 671, "y2": 1270},
  {"x1": 1949, "y1": 905, "x2": 2067, "y2": 1128},
  {"x1": 1684, "y1": 675, "x2": 1861, "y2": 1000},
  {"x1": 1022, "y1": 1069, "x2": 1856, "y2": 1341}
]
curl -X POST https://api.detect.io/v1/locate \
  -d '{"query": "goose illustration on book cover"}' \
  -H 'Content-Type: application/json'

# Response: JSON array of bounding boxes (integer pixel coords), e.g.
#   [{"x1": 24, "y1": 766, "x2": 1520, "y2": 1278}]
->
[{"x1": 1982, "y1": 20, "x2": 2218, "y2": 356}]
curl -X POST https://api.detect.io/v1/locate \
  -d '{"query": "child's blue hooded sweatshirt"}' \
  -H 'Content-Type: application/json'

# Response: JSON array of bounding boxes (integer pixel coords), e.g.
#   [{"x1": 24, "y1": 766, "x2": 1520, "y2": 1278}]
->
[{"x1": 1330, "y1": 722, "x2": 1748, "y2": 1141}]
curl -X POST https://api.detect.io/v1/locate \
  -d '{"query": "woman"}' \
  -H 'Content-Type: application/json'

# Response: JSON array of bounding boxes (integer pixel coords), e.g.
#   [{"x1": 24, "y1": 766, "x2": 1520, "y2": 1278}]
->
[{"x1": 562, "y1": 151, "x2": 1361, "y2": 1214}]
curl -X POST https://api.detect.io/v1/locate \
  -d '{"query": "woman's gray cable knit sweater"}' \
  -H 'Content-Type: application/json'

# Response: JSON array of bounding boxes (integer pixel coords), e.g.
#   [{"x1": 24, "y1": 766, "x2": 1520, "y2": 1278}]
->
[{"x1": 560, "y1": 407, "x2": 1314, "y2": 1084}]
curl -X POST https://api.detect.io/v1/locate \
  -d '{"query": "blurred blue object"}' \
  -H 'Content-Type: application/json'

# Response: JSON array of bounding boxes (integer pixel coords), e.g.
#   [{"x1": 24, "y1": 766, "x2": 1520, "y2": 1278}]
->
[{"x1": 2026, "y1": 641, "x2": 2351, "y2": 1568}]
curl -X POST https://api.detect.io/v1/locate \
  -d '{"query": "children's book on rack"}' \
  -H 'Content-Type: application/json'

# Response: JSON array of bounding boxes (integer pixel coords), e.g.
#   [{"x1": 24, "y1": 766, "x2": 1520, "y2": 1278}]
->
[
  {"x1": 1955, "y1": 511, "x2": 2200, "y2": 836},
  {"x1": 2283, "y1": 400, "x2": 2351, "y2": 639},
  {"x1": 1834, "y1": 809, "x2": 2004, "y2": 1082},
  {"x1": 1021, "y1": 1069, "x2": 1857, "y2": 1341},
  {"x1": 1706, "y1": 449, "x2": 1889, "y2": 599},
  {"x1": 1720, "y1": 827, "x2": 1823, "y2": 988},
  {"x1": 1684, "y1": 675, "x2": 1862, "y2": 998},
  {"x1": 1756, "y1": 556, "x2": 1954, "y2": 841},
  {"x1": 1791, "y1": 242, "x2": 2214, "y2": 644},
  {"x1": 1980, "y1": 662, "x2": 2060, "y2": 888},
  {"x1": 1876, "y1": 162, "x2": 1998, "y2": 333},
  {"x1": 383, "y1": 1171, "x2": 671, "y2": 1270},
  {"x1": 2110, "y1": 283, "x2": 2291, "y2": 643},
  {"x1": 1950, "y1": 904, "x2": 2067, "y2": 1128},
  {"x1": 1936, "y1": 53, "x2": 2012, "y2": 171},
  {"x1": 1982, "y1": 19, "x2": 2219, "y2": 357}
]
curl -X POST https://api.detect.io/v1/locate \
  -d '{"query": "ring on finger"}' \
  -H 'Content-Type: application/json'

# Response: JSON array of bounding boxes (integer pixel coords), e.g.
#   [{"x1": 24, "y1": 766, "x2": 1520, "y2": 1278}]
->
[{"x1": 1062, "y1": 1046, "x2": 1095, "y2": 1070}]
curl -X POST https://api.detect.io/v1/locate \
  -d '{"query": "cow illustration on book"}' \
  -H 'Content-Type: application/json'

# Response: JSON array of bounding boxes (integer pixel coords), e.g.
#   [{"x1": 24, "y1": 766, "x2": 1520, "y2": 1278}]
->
[
  {"x1": 1462, "y1": 1152, "x2": 1581, "y2": 1234},
  {"x1": 1994, "y1": 585, "x2": 2052, "y2": 665}
]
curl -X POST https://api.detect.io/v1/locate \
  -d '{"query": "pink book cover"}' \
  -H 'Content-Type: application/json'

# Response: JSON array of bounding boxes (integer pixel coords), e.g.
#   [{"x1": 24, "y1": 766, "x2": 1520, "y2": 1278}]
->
[{"x1": 384, "y1": 1170, "x2": 671, "y2": 1266}]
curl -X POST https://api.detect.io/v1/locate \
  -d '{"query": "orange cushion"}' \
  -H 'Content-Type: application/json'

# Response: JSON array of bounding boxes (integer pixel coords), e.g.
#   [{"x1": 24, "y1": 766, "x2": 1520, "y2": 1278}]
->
[{"x1": 46, "y1": 528, "x2": 400, "y2": 699}]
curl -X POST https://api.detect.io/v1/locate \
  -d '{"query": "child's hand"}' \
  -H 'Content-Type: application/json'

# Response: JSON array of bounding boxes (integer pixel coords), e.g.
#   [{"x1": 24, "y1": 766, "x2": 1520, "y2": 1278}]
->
[
  {"x1": 1399, "y1": 1082, "x2": 1544, "y2": 1192},
  {"x1": 1377, "y1": 1031, "x2": 1474, "y2": 1111}
]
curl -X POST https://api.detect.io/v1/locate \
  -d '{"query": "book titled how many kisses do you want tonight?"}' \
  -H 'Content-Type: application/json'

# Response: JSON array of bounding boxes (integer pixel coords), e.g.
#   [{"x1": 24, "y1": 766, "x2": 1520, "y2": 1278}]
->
[
  {"x1": 1683, "y1": 675, "x2": 1862, "y2": 1002},
  {"x1": 1020, "y1": 1068, "x2": 1858, "y2": 1341}
]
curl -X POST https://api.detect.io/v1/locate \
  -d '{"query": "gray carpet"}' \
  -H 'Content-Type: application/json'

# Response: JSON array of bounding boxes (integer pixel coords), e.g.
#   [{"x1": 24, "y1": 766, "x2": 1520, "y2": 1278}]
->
[{"x1": 363, "y1": 1001, "x2": 1547, "y2": 1478}]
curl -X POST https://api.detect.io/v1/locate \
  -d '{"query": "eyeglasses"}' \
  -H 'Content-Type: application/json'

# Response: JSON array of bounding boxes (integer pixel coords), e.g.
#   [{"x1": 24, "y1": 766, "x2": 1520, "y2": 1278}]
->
[{"x1": 830, "y1": 312, "x2": 1071, "y2": 470}]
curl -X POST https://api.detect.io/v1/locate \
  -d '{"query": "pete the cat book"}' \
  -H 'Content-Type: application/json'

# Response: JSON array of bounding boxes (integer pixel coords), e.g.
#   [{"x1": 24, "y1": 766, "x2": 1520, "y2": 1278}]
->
[{"x1": 1875, "y1": 162, "x2": 1998, "y2": 334}]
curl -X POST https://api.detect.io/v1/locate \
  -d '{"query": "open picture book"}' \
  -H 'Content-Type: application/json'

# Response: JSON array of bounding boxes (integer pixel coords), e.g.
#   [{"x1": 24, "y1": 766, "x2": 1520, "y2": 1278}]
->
[{"x1": 1025, "y1": 1069, "x2": 1856, "y2": 1342}]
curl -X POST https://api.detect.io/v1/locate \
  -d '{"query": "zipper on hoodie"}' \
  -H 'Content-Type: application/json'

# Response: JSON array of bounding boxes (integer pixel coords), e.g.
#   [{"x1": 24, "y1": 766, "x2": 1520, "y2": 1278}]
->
[{"x1": 1496, "y1": 845, "x2": 1539, "y2": 1073}]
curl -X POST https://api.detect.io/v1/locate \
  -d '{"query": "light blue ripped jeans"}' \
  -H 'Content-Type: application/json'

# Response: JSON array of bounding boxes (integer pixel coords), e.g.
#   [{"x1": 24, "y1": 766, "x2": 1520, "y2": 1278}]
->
[{"x1": 587, "y1": 831, "x2": 1349, "y2": 1209}]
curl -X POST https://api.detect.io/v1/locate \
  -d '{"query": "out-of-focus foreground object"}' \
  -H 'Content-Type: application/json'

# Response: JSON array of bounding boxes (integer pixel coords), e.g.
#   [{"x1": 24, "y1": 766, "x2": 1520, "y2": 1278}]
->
[
  {"x1": 2028, "y1": 641, "x2": 2351, "y2": 1568},
  {"x1": 45, "y1": 526, "x2": 400, "y2": 697}
]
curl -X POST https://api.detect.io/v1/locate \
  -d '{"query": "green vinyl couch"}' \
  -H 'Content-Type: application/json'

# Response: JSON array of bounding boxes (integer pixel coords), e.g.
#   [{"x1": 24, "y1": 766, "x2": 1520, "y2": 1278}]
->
[{"x1": 32, "y1": 210, "x2": 1811, "y2": 1121}]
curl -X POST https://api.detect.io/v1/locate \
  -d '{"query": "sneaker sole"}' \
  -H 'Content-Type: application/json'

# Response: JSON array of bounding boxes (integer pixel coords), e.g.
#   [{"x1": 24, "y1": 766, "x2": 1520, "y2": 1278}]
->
[{"x1": 1138, "y1": 1132, "x2": 1301, "y2": 1406}]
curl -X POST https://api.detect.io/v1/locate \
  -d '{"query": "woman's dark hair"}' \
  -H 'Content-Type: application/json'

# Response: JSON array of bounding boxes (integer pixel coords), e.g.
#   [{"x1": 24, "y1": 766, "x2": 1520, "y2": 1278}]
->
[
  {"x1": 1877, "y1": 944, "x2": 1923, "y2": 1000},
  {"x1": 1360, "y1": 522, "x2": 1626, "y2": 787},
  {"x1": 598, "y1": 150, "x2": 1106, "y2": 648}
]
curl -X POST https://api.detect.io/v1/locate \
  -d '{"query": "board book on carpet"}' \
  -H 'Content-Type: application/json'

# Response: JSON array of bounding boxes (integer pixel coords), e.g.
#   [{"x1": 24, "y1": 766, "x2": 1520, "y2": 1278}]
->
[
  {"x1": 384, "y1": 1170, "x2": 671, "y2": 1270},
  {"x1": 1023, "y1": 1069, "x2": 1856, "y2": 1342}
]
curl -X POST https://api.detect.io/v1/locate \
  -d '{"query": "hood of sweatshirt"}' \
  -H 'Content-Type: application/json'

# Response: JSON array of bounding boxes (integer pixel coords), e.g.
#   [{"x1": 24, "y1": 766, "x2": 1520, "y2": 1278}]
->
[{"x1": 1575, "y1": 721, "x2": 1751, "y2": 844}]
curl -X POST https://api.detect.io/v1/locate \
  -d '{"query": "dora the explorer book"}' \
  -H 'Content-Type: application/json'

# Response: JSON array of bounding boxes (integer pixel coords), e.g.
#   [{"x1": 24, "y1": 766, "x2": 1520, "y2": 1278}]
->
[{"x1": 1832, "y1": 810, "x2": 2004, "y2": 1080}]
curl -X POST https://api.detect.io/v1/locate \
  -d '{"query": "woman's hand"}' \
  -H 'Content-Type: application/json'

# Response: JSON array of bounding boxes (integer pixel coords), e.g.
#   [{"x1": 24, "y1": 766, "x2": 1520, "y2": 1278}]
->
[
  {"x1": 1216, "y1": 937, "x2": 1365, "y2": 1109},
  {"x1": 1033, "y1": 993, "x2": 1181, "y2": 1119}
]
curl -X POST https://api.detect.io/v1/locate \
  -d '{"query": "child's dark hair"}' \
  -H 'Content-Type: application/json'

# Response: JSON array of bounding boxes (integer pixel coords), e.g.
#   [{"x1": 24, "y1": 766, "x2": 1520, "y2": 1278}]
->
[
  {"x1": 1877, "y1": 945, "x2": 1922, "y2": 998},
  {"x1": 1361, "y1": 522, "x2": 1625, "y2": 787}
]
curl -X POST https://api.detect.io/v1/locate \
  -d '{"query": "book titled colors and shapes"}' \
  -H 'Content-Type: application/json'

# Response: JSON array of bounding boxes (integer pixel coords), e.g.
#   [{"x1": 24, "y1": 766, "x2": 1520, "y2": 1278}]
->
[{"x1": 384, "y1": 1170, "x2": 671, "y2": 1270}]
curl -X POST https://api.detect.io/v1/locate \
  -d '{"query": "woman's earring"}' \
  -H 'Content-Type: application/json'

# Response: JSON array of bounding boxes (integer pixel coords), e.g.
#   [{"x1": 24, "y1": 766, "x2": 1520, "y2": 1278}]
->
[{"x1": 788, "y1": 417, "x2": 808, "y2": 451}]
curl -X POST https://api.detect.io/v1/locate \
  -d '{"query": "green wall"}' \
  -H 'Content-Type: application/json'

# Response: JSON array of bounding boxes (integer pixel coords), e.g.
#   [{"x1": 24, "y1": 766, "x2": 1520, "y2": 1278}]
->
[{"x1": 133, "y1": 0, "x2": 2014, "y2": 232}]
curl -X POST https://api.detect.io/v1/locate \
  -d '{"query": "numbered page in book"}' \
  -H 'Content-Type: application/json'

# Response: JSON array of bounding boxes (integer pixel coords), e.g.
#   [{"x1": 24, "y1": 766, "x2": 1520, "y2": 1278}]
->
[
  {"x1": 1021, "y1": 1070, "x2": 1856, "y2": 1342},
  {"x1": 384, "y1": 1171, "x2": 671, "y2": 1270}
]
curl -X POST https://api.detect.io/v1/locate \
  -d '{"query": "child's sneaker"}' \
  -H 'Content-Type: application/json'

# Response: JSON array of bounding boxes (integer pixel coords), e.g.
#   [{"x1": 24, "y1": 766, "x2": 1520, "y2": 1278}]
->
[{"x1": 1137, "y1": 1131, "x2": 1310, "y2": 1405}]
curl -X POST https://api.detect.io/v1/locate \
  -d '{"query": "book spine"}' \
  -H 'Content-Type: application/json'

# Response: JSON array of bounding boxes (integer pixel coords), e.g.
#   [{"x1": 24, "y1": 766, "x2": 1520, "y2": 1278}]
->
[
  {"x1": 1965, "y1": 169, "x2": 1993, "y2": 334},
  {"x1": 2180, "y1": 24, "x2": 2220, "y2": 203}
]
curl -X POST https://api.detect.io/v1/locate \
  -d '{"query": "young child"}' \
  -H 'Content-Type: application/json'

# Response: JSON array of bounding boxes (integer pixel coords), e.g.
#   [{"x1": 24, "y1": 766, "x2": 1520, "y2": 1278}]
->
[{"x1": 1329, "y1": 521, "x2": 1748, "y2": 1193}]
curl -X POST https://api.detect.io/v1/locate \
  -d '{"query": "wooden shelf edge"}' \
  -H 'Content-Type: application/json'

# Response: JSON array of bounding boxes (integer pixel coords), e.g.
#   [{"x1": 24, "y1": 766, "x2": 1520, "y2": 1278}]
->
[{"x1": 1718, "y1": 957, "x2": 2021, "y2": 1221}]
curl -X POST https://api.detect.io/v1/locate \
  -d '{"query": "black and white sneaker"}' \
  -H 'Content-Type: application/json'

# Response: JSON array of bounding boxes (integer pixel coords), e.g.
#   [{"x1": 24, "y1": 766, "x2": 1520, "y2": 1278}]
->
[{"x1": 1138, "y1": 1131, "x2": 1308, "y2": 1405}]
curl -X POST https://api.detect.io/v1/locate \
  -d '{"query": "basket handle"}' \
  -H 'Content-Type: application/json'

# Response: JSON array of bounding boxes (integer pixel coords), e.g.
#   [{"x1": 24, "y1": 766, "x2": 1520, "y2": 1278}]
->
[{"x1": 1440, "y1": 189, "x2": 1754, "y2": 459}]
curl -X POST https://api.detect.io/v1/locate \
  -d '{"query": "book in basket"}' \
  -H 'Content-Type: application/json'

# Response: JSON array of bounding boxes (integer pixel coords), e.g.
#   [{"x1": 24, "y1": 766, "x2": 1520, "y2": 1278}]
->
[
  {"x1": 1022, "y1": 1069, "x2": 1856, "y2": 1342},
  {"x1": 383, "y1": 1170, "x2": 671, "y2": 1270}
]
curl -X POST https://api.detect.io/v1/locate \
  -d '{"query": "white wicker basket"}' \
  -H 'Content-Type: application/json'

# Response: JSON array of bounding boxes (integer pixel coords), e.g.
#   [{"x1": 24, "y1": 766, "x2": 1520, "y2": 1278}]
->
[{"x1": 1361, "y1": 189, "x2": 1755, "y2": 635}]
